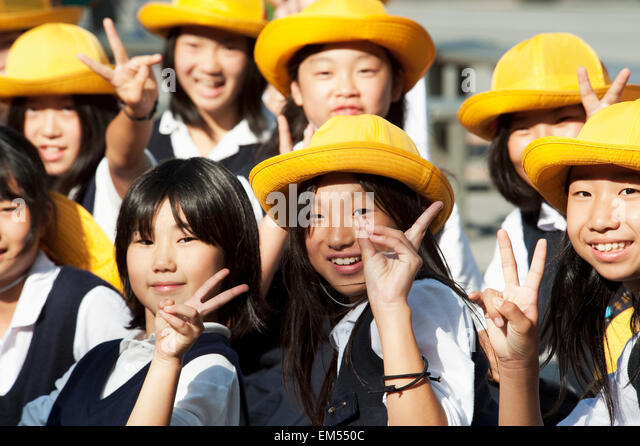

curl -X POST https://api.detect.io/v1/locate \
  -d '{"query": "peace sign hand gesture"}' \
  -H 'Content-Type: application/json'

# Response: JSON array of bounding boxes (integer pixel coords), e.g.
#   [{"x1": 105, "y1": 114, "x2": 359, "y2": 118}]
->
[
  {"x1": 579, "y1": 66, "x2": 631, "y2": 120},
  {"x1": 469, "y1": 230, "x2": 546, "y2": 369},
  {"x1": 356, "y1": 202, "x2": 443, "y2": 317},
  {"x1": 79, "y1": 18, "x2": 161, "y2": 119},
  {"x1": 154, "y1": 268, "x2": 249, "y2": 362}
]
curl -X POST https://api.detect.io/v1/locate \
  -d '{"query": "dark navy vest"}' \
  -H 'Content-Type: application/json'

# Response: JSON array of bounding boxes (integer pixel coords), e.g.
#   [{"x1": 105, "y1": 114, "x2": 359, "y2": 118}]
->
[
  {"x1": 627, "y1": 338, "x2": 640, "y2": 409},
  {"x1": 147, "y1": 120, "x2": 260, "y2": 180},
  {"x1": 0, "y1": 266, "x2": 116, "y2": 426},
  {"x1": 324, "y1": 304, "x2": 497, "y2": 426},
  {"x1": 46, "y1": 332, "x2": 249, "y2": 426}
]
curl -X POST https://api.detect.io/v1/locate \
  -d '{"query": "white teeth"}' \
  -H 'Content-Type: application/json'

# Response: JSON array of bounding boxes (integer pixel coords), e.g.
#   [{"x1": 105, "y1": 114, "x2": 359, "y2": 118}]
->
[
  {"x1": 43, "y1": 147, "x2": 61, "y2": 153},
  {"x1": 593, "y1": 242, "x2": 627, "y2": 252},
  {"x1": 331, "y1": 256, "x2": 361, "y2": 265}
]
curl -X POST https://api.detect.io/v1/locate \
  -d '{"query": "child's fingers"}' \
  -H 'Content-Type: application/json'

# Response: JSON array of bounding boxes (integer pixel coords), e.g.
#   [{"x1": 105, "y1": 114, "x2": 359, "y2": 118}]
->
[
  {"x1": 355, "y1": 218, "x2": 377, "y2": 264},
  {"x1": 602, "y1": 67, "x2": 631, "y2": 106},
  {"x1": 129, "y1": 54, "x2": 163, "y2": 69},
  {"x1": 302, "y1": 123, "x2": 314, "y2": 148},
  {"x1": 404, "y1": 201, "x2": 443, "y2": 250},
  {"x1": 198, "y1": 283, "x2": 249, "y2": 317},
  {"x1": 479, "y1": 288, "x2": 506, "y2": 329},
  {"x1": 497, "y1": 229, "x2": 520, "y2": 288},
  {"x1": 277, "y1": 115, "x2": 293, "y2": 154},
  {"x1": 578, "y1": 66, "x2": 599, "y2": 114},
  {"x1": 157, "y1": 309, "x2": 203, "y2": 336},
  {"x1": 523, "y1": 238, "x2": 546, "y2": 296},
  {"x1": 103, "y1": 17, "x2": 129, "y2": 66},
  {"x1": 493, "y1": 299, "x2": 536, "y2": 336},
  {"x1": 78, "y1": 53, "x2": 114, "y2": 81},
  {"x1": 185, "y1": 268, "x2": 230, "y2": 309}
]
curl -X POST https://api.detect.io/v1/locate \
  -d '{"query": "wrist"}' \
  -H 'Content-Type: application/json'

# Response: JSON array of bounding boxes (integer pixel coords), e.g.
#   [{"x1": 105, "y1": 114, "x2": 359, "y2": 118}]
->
[{"x1": 121, "y1": 99, "x2": 158, "y2": 121}]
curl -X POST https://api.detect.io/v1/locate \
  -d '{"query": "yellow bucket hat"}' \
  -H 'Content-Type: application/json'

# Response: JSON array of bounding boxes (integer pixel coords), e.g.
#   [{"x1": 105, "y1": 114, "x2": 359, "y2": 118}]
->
[
  {"x1": 254, "y1": 0, "x2": 435, "y2": 96},
  {"x1": 249, "y1": 114, "x2": 453, "y2": 234},
  {"x1": 0, "y1": 0, "x2": 82, "y2": 32},
  {"x1": 522, "y1": 99, "x2": 640, "y2": 214},
  {"x1": 457, "y1": 33, "x2": 640, "y2": 141},
  {"x1": 43, "y1": 192, "x2": 122, "y2": 292},
  {"x1": 138, "y1": 0, "x2": 267, "y2": 38},
  {"x1": 0, "y1": 22, "x2": 115, "y2": 97}
]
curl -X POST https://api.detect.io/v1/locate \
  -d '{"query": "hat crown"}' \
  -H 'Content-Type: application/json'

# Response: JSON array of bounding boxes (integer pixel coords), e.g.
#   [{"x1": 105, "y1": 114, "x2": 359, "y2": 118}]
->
[
  {"x1": 5, "y1": 23, "x2": 108, "y2": 80},
  {"x1": 173, "y1": 0, "x2": 265, "y2": 20},
  {"x1": 301, "y1": 0, "x2": 387, "y2": 17},
  {"x1": 309, "y1": 114, "x2": 420, "y2": 155},
  {"x1": 576, "y1": 99, "x2": 640, "y2": 145},
  {"x1": 492, "y1": 32, "x2": 610, "y2": 92}
]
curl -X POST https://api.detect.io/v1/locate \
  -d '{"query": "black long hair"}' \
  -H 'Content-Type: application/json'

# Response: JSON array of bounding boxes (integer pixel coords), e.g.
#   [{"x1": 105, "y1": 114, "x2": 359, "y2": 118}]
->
[
  {"x1": 114, "y1": 157, "x2": 263, "y2": 338},
  {"x1": 280, "y1": 173, "x2": 471, "y2": 425},
  {"x1": 7, "y1": 94, "x2": 118, "y2": 202},
  {"x1": 542, "y1": 235, "x2": 639, "y2": 423},
  {"x1": 255, "y1": 44, "x2": 406, "y2": 162},
  {"x1": 162, "y1": 27, "x2": 268, "y2": 138},
  {"x1": 0, "y1": 126, "x2": 54, "y2": 253}
]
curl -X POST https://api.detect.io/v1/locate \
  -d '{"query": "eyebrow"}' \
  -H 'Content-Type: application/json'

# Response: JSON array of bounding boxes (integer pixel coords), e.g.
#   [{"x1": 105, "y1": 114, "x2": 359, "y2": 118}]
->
[{"x1": 568, "y1": 166, "x2": 640, "y2": 183}]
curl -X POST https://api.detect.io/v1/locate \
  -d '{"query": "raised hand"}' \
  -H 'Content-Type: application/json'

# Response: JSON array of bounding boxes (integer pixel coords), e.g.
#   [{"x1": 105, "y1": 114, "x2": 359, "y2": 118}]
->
[
  {"x1": 79, "y1": 18, "x2": 161, "y2": 119},
  {"x1": 277, "y1": 115, "x2": 314, "y2": 154},
  {"x1": 468, "y1": 229, "x2": 546, "y2": 367},
  {"x1": 355, "y1": 202, "x2": 442, "y2": 314},
  {"x1": 154, "y1": 268, "x2": 249, "y2": 361},
  {"x1": 579, "y1": 66, "x2": 631, "y2": 120}
]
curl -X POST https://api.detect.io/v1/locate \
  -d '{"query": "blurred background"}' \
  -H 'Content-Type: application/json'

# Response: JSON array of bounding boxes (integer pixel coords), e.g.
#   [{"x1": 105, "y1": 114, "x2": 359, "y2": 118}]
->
[{"x1": 76, "y1": 0, "x2": 640, "y2": 272}]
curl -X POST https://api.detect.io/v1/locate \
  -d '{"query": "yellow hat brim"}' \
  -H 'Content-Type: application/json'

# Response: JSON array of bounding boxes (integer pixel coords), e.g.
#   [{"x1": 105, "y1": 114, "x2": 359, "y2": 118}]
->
[
  {"x1": 0, "y1": 7, "x2": 83, "y2": 32},
  {"x1": 0, "y1": 67, "x2": 116, "y2": 97},
  {"x1": 137, "y1": 3, "x2": 265, "y2": 38},
  {"x1": 458, "y1": 84, "x2": 640, "y2": 141},
  {"x1": 522, "y1": 136, "x2": 640, "y2": 214},
  {"x1": 254, "y1": 14, "x2": 434, "y2": 96},
  {"x1": 249, "y1": 143, "x2": 453, "y2": 234},
  {"x1": 42, "y1": 192, "x2": 122, "y2": 292}
]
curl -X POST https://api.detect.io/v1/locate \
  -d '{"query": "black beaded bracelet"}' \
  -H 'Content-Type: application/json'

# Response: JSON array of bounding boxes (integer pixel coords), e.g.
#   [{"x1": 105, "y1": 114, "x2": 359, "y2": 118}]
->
[
  {"x1": 121, "y1": 99, "x2": 158, "y2": 121},
  {"x1": 370, "y1": 356, "x2": 440, "y2": 394}
]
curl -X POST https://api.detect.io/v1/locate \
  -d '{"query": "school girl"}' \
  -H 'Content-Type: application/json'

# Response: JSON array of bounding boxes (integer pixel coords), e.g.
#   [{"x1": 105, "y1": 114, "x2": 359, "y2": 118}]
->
[
  {"x1": 250, "y1": 114, "x2": 484, "y2": 426},
  {"x1": 0, "y1": 22, "x2": 155, "y2": 241},
  {"x1": 134, "y1": 0, "x2": 273, "y2": 180},
  {"x1": 471, "y1": 99, "x2": 640, "y2": 425},
  {"x1": 19, "y1": 157, "x2": 263, "y2": 426},
  {"x1": 0, "y1": 126, "x2": 132, "y2": 426}
]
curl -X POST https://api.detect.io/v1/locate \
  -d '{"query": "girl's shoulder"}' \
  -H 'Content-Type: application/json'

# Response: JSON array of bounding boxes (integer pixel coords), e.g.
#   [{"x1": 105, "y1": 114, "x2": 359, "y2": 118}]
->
[{"x1": 408, "y1": 278, "x2": 476, "y2": 330}]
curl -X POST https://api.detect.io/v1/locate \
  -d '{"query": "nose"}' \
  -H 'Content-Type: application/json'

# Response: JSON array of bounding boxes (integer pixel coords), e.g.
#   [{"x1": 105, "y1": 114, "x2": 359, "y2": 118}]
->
[
  {"x1": 41, "y1": 109, "x2": 62, "y2": 138},
  {"x1": 335, "y1": 71, "x2": 358, "y2": 98},
  {"x1": 588, "y1": 195, "x2": 623, "y2": 233},
  {"x1": 198, "y1": 46, "x2": 222, "y2": 74},
  {"x1": 327, "y1": 210, "x2": 356, "y2": 251},
  {"x1": 151, "y1": 240, "x2": 177, "y2": 273}
]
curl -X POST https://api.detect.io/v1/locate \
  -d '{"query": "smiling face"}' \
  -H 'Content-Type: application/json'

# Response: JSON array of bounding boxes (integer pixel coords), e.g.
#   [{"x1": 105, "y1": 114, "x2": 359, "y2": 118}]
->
[
  {"x1": 174, "y1": 26, "x2": 249, "y2": 121},
  {"x1": 21, "y1": 95, "x2": 82, "y2": 177},
  {"x1": 566, "y1": 164, "x2": 640, "y2": 293},
  {"x1": 507, "y1": 105, "x2": 586, "y2": 185},
  {"x1": 304, "y1": 172, "x2": 398, "y2": 298},
  {"x1": 290, "y1": 42, "x2": 403, "y2": 129},
  {"x1": 126, "y1": 199, "x2": 226, "y2": 335}
]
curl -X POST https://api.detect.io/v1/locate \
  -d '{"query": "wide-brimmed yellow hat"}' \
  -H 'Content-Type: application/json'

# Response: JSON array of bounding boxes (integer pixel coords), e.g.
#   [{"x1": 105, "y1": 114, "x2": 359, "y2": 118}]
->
[
  {"x1": 138, "y1": 0, "x2": 267, "y2": 38},
  {"x1": 254, "y1": 0, "x2": 435, "y2": 96},
  {"x1": 0, "y1": 0, "x2": 82, "y2": 32},
  {"x1": 522, "y1": 99, "x2": 640, "y2": 214},
  {"x1": 0, "y1": 22, "x2": 115, "y2": 97},
  {"x1": 250, "y1": 114, "x2": 453, "y2": 233},
  {"x1": 42, "y1": 192, "x2": 122, "y2": 291},
  {"x1": 457, "y1": 33, "x2": 640, "y2": 141}
]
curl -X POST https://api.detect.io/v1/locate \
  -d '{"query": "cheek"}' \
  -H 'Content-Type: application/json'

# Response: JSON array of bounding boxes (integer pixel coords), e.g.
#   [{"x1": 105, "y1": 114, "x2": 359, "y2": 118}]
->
[
  {"x1": 361, "y1": 78, "x2": 393, "y2": 116},
  {"x1": 126, "y1": 247, "x2": 148, "y2": 290},
  {"x1": 554, "y1": 121, "x2": 585, "y2": 138},
  {"x1": 506, "y1": 134, "x2": 528, "y2": 167}
]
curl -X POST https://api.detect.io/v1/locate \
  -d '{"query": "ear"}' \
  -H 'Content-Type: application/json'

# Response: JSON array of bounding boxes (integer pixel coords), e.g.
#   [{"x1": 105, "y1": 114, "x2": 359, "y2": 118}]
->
[
  {"x1": 391, "y1": 70, "x2": 405, "y2": 103},
  {"x1": 290, "y1": 80, "x2": 304, "y2": 107}
]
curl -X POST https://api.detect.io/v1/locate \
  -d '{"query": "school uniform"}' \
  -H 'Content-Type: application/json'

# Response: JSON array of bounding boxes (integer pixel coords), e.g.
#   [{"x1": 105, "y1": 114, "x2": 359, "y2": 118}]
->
[
  {"x1": 558, "y1": 333, "x2": 640, "y2": 425},
  {"x1": 145, "y1": 109, "x2": 271, "y2": 222},
  {"x1": 19, "y1": 323, "x2": 245, "y2": 426},
  {"x1": 0, "y1": 251, "x2": 133, "y2": 426},
  {"x1": 325, "y1": 278, "x2": 477, "y2": 426}
]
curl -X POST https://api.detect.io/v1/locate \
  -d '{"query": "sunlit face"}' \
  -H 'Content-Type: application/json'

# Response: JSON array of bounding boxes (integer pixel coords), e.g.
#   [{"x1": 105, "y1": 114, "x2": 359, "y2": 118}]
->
[
  {"x1": 174, "y1": 26, "x2": 249, "y2": 120},
  {"x1": 22, "y1": 95, "x2": 82, "y2": 177},
  {"x1": 0, "y1": 194, "x2": 40, "y2": 293},
  {"x1": 566, "y1": 165, "x2": 640, "y2": 293},
  {"x1": 507, "y1": 105, "x2": 586, "y2": 185},
  {"x1": 290, "y1": 42, "x2": 403, "y2": 129},
  {"x1": 304, "y1": 172, "x2": 397, "y2": 298},
  {"x1": 126, "y1": 199, "x2": 226, "y2": 335}
]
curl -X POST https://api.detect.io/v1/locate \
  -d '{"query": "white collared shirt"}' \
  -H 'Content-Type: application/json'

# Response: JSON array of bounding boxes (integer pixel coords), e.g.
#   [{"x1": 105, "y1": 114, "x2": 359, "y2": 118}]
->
[
  {"x1": 482, "y1": 202, "x2": 566, "y2": 292},
  {"x1": 0, "y1": 251, "x2": 133, "y2": 396},
  {"x1": 329, "y1": 278, "x2": 477, "y2": 426},
  {"x1": 19, "y1": 323, "x2": 241, "y2": 426},
  {"x1": 558, "y1": 333, "x2": 640, "y2": 425}
]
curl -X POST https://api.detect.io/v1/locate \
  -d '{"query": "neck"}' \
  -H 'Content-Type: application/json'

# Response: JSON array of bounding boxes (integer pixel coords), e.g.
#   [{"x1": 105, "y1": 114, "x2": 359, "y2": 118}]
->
[{"x1": 187, "y1": 104, "x2": 242, "y2": 155}]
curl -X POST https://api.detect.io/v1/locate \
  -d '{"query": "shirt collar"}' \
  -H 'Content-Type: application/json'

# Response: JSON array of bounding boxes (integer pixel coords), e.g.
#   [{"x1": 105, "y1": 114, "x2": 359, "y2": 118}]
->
[
  {"x1": 537, "y1": 201, "x2": 566, "y2": 232},
  {"x1": 119, "y1": 322, "x2": 231, "y2": 354},
  {"x1": 329, "y1": 301, "x2": 368, "y2": 352},
  {"x1": 10, "y1": 251, "x2": 61, "y2": 329}
]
